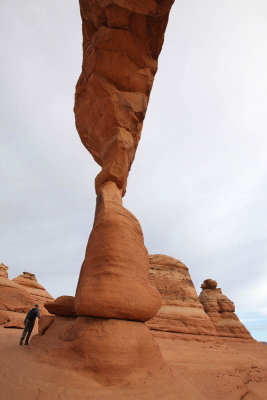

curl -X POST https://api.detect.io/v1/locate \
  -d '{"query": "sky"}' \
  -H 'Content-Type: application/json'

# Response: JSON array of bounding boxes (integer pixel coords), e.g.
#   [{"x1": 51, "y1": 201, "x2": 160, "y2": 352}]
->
[{"x1": 1, "y1": 1, "x2": 267, "y2": 341}]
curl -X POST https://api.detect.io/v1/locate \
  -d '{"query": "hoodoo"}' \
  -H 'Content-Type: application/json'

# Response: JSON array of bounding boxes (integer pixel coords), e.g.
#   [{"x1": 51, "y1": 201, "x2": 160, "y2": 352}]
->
[
  {"x1": 199, "y1": 279, "x2": 252, "y2": 339},
  {"x1": 31, "y1": 0, "x2": 176, "y2": 383}
]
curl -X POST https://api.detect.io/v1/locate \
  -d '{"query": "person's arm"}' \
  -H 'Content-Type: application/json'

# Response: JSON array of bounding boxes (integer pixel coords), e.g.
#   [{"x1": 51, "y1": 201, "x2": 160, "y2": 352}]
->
[
  {"x1": 24, "y1": 311, "x2": 30, "y2": 324},
  {"x1": 37, "y1": 309, "x2": 40, "y2": 319}
]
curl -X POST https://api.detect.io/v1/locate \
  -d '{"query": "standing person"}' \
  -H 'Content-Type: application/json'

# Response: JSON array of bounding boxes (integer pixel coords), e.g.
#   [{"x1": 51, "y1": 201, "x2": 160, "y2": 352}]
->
[{"x1": 20, "y1": 304, "x2": 40, "y2": 345}]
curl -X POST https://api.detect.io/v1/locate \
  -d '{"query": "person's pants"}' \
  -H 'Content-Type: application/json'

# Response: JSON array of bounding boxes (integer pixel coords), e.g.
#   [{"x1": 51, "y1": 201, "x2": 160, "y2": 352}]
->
[{"x1": 21, "y1": 321, "x2": 34, "y2": 344}]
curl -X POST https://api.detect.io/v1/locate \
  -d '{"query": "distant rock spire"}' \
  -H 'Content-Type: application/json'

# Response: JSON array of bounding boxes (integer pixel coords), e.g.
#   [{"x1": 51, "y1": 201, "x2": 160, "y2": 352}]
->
[{"x1": 199, "y1": 279, "x2": 252, "y2": 339}]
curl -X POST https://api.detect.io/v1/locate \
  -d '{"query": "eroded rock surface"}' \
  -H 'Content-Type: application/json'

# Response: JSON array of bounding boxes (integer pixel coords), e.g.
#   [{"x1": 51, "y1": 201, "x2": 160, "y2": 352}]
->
[
  {"x1": 4, "y1": 318, "x2": 24, "y2": 329},
  {"x1": 75, "y1": 0, "x2": 175, "y2": 194},
  {"x1": 199, "y1": 279, "x2": 252, "y2": 339},
  {"x1": 0, "y1": 263, "x2": 8, "y2": 278},
  {"x1": 0, "y1": 275, "x2": 36, "y2": 314},
  {"x1": 0, "y1": 310, "x2": 9, "y2": 325},
  {"x1": 31, "y1": 317, "x2": 168, "y2": 385},
  {"x1": 32, "y1": 0, "x2": 176, "y2": 383},
  {"x1": 147, "y1": 255, "x2": 217, "y2": 336},
  {"x1": 38, "y1": 315, "x2": 55, "y2": 335},
  {"x1": 75, "y1": 182, "x2": 161, "y2": 321},
  {"x1": 0, "y1": 266, "x2": 52, "y2": 328},
  {"x1": 13, "y1": 272, "x2": 53, "y2": 303},
  {"x1": 74, "y1": 0, "x2": 175, "y2": 322}
]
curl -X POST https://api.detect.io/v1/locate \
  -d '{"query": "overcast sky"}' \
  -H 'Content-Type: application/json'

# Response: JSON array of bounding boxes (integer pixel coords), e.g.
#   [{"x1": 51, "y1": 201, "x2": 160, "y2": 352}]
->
[{"x1": 1, "y1": 1, "x2": 267, "y2": 341}]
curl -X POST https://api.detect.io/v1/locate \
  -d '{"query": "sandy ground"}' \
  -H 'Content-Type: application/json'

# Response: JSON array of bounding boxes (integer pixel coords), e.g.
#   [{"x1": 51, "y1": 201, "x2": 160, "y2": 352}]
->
[{"x1": 1, "y1": 328, "x2": 267, "y2": 400}]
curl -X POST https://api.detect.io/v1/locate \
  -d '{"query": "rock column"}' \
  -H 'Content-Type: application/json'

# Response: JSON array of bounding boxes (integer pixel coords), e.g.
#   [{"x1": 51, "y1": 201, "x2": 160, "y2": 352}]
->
[
  {"x1": 72, "y1": 0, "x2": 175, "y2": 382},
  {"x1": 199, "y1": 279, "x2": 252, "y2": 339}
]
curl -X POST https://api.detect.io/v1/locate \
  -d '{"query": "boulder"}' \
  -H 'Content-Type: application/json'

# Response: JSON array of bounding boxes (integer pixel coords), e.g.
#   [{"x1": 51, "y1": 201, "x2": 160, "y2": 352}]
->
[
  {"x1": 199, "y1": 279, "x2": 252, "y2": 339},
  {"x1": 147, "y1": 255, "x2": 217, "y2": 336},
  {"x1": 45, "y1": 296, "x2": 76, "y2": 317},
  {"x1": 13, "y1": 272, "x2": 54, "y2": 303}
]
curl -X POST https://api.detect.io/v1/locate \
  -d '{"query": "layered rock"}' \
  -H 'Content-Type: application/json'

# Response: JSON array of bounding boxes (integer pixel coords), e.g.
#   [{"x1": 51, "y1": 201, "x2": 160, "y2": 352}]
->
[
  {"x1": 13, "y1": 272, "x2": 53, "y2": 303},
  {"x1": 0, "y1": 274, "x2": 36, "y2": 314},
  {"x1": 0, "y1": 310, "x2": 9, "y2": 325},
  {"x1": 74, "y1": 0, "x2": 176, "y2": 320},
  {"x1": 75, "y1": 182, "x2": 161, "y2": 321},
  {"x1": 0, "y1": 263, "x2": 8, "y2": 278},
  {"x1": 199, "y1": 279, "x2": 252, "y2": 339},
  {"x1": 0, "y1": 265, "x2": 52, "y2": 327},
  {"x1": 32, "y1": 0, "x2": 176, "y2": 383},
  {"x1": 75, "y1": 0, "x2": 175, "y2": 195},
  {"x1": 147, "y1": 255, "x2": 217, "y2": 336}
]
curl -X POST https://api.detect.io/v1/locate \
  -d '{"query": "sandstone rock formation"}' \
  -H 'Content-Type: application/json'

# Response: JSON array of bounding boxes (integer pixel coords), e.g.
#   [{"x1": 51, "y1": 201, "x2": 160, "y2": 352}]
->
[
  {"x1": 0, "y1": 310, "x2": 9, "y2": 325},
  {"x1": 199, "y1": 279, "x2": 252, "y2": 339},
  {"x1": 73, "y1": 0, "x2": 177, "y2": 319},
  {"x1": 0, "y1": 263, "x2": 8, "y2": 278},
  {"x1": 0, "y1": 265, "x2": 52, "y2": 327},
  {"x1": 73, "y1": 0, "x2": 176, "y2": 322},
  {"x1": 38, "y1": 315, "x2": 55, "y2": 335},
  {"x1": 147, "y1": 255, "x2": 217, "y2": 336},
  {"x1": 13, "y1": 272, "x2": 53, "y2": 303},
  {"x1": 75, "y1": 181, "x2": 161, "y2": 321},
  {"x1": 4, "y1": 319, "x2": 25, "y2": 329},
  {"x1": 75, "y1": 0, "x2": 175, "y2": 195},
  {"x1": 45, "y1": 296, "x2": 76, "y2": 317},
  {"x1": 0, "y1": 273, "x2": 36, "y2": 314},
  {"x1": 32, "y1": 317, "x2": 167, "y2": 385},
  {"x1": 32, "y1": 0, "x2": 176, "y2": 383}
]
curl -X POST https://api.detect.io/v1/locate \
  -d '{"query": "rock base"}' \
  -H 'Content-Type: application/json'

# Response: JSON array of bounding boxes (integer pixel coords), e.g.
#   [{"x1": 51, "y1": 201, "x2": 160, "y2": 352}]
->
[{"x1": 31, "y1": 316, "x2": 169, "y2": 385}]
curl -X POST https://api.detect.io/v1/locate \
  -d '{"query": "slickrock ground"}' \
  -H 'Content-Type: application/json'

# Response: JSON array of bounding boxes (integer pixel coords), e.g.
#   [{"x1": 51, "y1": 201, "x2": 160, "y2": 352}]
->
[{"x1": 1, "y1": 327, "x2": 267, "y2": 400}]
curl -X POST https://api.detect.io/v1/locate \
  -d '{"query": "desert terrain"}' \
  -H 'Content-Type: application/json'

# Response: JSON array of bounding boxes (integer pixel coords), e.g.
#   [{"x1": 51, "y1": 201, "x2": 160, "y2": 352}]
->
[{"x1": 1, "y1": 327, "x2": 267, "y2": 400}]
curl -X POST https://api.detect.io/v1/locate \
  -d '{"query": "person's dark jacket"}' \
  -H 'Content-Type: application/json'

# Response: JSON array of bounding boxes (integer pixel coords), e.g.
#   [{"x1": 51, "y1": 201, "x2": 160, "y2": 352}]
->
[{"x1": 24, "y1": 307, "x2": 40, "y2": 325}]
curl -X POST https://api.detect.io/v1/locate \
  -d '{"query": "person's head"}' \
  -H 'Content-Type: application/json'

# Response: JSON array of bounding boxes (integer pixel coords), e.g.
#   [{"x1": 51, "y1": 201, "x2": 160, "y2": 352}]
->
[{"x1": 34, "y1": 304, "x2": 39, "y2": 308}]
